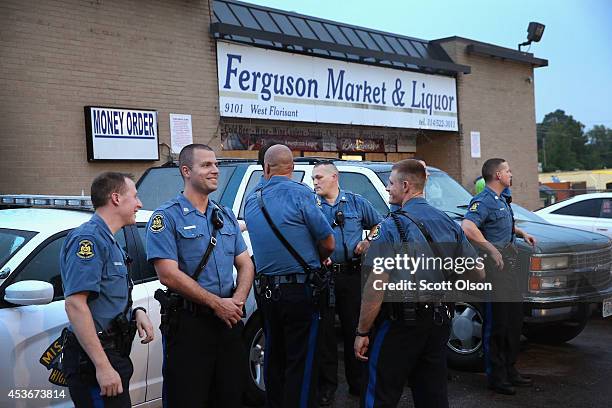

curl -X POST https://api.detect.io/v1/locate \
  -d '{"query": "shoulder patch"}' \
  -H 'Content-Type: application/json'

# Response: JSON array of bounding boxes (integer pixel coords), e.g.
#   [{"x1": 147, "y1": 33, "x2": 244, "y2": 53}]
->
[
  {"x1": 315, "y1": 195, "x2": 322, "y2": 208},
  {"x1": 371, "y1": 224, "x2": 381, "y2": 240},
  {"x1": 150, "y1": 213, "x2": 165, "y2": 233},
  {"x1": 76, "y1": 239, "x2": 94, "y2": 259},
  {"x1": 469, "y1": 202, "x2": 480, "y2": 212}
]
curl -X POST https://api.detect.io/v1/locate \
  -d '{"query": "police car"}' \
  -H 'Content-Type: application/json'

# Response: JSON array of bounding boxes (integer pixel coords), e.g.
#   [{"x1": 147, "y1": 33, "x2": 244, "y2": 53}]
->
[{"x1": 0, "y1": 196, "x2": 164, "y2": 407}]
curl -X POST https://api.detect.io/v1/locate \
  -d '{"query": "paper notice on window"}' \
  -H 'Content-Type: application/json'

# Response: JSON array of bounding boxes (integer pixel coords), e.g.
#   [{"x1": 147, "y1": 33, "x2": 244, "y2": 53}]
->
[
  {"x1": 170, "y1": 114, "x2": 193, "y2": 153},
  {"x1": 470, "y1": 131, "x2": 481, "y2": 158}
]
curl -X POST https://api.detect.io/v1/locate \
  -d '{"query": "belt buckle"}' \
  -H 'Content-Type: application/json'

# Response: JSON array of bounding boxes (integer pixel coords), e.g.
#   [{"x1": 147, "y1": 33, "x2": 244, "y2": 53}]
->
[{"x1": 332, "y1": 264, "x2": 341, "y2": 274}]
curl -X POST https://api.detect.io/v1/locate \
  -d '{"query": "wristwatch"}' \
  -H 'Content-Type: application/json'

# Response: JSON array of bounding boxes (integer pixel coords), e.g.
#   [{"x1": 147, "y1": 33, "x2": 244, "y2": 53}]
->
[
  {"x1": 133, "y1": 306, "x2": 147, "y2": 315},
  {"x1": 355, "y1": 328, "x2": 371, "y2": 337}
]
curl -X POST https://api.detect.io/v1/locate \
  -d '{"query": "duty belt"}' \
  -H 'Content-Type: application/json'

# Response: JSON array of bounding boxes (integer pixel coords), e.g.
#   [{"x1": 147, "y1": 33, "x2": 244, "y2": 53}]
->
[
  {"x1": 260, "y1": 273, "x2": 309, "y2": 285},
  {"x1": 331, "y1": 262, "x2": 360, "y2": 275},
  {"x1": 181, "y1": 298, "x2": 214, "y2": 316}
]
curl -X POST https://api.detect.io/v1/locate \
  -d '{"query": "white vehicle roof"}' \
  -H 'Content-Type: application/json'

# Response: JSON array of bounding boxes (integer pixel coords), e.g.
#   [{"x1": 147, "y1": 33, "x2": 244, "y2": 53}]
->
[{"x1": 0, "y1": 208, "x2": 154, "y2": 235}]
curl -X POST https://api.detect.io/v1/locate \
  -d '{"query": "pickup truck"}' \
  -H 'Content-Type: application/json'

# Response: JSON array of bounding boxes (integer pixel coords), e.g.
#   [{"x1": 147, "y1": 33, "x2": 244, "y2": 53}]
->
[{"x1": 137, "y1": 158, "x2": 612, "y2": 390}]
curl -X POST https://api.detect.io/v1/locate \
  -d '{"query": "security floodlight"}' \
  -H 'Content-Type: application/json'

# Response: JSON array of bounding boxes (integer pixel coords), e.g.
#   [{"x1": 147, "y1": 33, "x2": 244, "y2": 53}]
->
[{"x1": 518, "y1": 22, "x2": 545, "y2": 51}]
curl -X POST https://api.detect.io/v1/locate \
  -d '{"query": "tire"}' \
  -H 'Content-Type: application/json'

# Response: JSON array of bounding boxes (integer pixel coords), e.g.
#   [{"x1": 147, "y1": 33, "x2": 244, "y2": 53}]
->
[
  {"x1": 242, "y1": 312, "x2": 266, "y2": 406},
  {"x1": 523, "y1": 305, "x2": 590, "y2": 344},
  {"x1": 446, "y1": 302, "x2": 485, "y2": 372}
]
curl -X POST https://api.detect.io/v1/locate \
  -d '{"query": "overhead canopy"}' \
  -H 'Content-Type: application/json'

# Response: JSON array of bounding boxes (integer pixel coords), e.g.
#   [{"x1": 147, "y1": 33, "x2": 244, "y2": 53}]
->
[{"x1": 211, "y1": 0, "x2": 471, "y2": 76}]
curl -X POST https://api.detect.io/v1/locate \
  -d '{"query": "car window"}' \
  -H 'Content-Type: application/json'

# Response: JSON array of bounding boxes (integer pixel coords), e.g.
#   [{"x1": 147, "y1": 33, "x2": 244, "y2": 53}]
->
[
  {"x1": 136, "y1": 224, "x2": 157, "y2": 281},
  {"x1": 0, "y1": 228, "x2": 37, "y2": 269},
  {"x1": 12, "y1": 235, "x2": 67, "y2": 300},
  {"x1": 552, "y1": 199, "x2": 602, "y2": 218},
  {"x1": 238, "y1": 170, "x2": 305, "y2": 219},
  {"x1": 601, "y1": 199, "x2": 612, "y2": 219},
  {"x1": 137, "y1": 166, "x2": 237, "y2": 211},
  {"x1": 339, "y1": 172, "x2": 388, "y2": 215}
]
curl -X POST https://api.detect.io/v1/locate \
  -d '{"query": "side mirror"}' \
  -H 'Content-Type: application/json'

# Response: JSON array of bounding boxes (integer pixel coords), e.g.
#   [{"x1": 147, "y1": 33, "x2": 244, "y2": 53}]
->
[{"x1": 4, "y1": 280, "x2": 55, "y2": 306}]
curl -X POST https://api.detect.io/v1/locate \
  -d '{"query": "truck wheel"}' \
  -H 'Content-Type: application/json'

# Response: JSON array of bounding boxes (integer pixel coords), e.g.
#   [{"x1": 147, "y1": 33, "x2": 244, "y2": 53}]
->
[
  {"x1": 243, "y1": 313, "x2": 266, "y2": 406},
  {"x1": 447, "y1": 302, "x2": 485, "y2": 372},
  {"x1": 523, "y1": 306, "x2": 589, "y2": 344}
]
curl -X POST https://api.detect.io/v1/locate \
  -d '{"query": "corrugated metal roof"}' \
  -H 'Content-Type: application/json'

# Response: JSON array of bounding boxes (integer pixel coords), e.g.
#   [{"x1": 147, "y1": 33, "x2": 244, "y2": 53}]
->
[{"x1": 211, "y1": 0, "x2": 470, "y2": 75}]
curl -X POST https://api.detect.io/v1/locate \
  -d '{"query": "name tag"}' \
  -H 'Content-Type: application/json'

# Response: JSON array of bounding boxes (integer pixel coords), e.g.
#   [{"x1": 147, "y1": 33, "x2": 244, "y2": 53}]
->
[
  {"x1": 113, "y1": 261, "x2": 123, "y2": 266},
  {"x1": 183, "y1": 225, "x2": 196, "y2": 230}
]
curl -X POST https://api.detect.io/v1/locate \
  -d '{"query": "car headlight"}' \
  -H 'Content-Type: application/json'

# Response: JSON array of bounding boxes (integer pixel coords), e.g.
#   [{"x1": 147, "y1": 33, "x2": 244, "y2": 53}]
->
[
  {"x1": 530, "y1": 255, "x2": 569, "y2": 271},
  {"x1": 529, "y1": 276, "x2": 568, "y2": 291}
]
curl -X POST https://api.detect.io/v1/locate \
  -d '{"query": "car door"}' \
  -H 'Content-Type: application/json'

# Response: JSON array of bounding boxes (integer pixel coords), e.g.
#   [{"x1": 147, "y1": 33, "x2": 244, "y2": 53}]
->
[
  {"x1": 0, "y1": 227, "x2": 149, "y2": 407},
  {"x1": 131, "y1": 223, "x2": 164, "y2": 403},
  {"x1": 0, "y1": 232, "x2": 73, "y2": 408},
  {"x1": 595, "y1": 198, "x2": 612, "y2": 238},
  {"x1": 548, "y1": 198, "x2": 602, "y2": 234}
]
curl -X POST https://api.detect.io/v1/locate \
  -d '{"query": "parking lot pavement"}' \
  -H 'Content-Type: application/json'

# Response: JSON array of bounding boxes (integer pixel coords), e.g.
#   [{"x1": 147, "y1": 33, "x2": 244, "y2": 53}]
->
[{"x1": 322, "y1": 316, "x2": 612, "y2": 408}]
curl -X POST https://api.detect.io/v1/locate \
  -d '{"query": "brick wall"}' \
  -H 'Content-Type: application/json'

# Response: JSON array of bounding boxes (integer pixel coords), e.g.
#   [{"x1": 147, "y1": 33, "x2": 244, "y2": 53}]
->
[
  {"x1": 439, "y1": 38, "x2": 542, "y2": 210},
  {"x1": 0, "y1": 0, "x2": 219, "y2": 195}
]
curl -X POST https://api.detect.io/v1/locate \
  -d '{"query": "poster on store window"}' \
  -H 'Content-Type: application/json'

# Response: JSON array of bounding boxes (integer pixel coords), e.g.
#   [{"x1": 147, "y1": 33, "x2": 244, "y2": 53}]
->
[{"x1": 217, "y1": 41, "x2": 458, "y2": 132}]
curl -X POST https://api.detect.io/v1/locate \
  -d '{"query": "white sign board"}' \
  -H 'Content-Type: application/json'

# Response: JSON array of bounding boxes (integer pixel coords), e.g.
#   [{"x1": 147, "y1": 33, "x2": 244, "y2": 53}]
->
[
  {"x1": 470, "y1": 131, "x2": 481, "y2": 158},
  {"x1": 217, "y1": 41, "x2": 458, "y2": 131},
  {"x1": 169, "y1": 114, "x2": 193, "y2": 153},
  {"x1": 85, "y1": 107, "x2": 159, "y2": 161}
]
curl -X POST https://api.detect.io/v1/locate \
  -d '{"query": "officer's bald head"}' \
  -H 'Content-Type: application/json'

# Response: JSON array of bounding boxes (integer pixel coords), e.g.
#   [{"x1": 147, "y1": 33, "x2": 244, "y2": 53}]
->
[
  {"x1": 392, "y1": 159, "x2": 426, "y2": 192},
  {"x1": 264, "y1": 144, "x2": 294, "y2": 178}
]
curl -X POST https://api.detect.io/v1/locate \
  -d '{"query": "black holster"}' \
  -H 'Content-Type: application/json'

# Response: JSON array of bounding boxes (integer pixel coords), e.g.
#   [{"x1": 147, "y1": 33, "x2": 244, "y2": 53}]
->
[
  {"x1": 102, "y1": 312, "x2": 137, "y2": 357},
  {"x1": 154, "y1": 288, "x2": 181, "y2": 337}
]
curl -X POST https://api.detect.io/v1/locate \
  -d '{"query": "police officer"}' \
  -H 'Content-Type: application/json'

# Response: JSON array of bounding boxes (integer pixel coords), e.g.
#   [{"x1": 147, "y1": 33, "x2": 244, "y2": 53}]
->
[
  {"x1": 311, "y1": 161, "x2": 382, "y2": 405},
  {"x1": 389, "y1": 158, "x2": 427, "y2": 212},
  {"x1": 244, "y1": 144, "x2": 335, "y2": 408},
  {"x1": 146, "y1": 144, "x2": 254, "y2": 407},
  {"x1": 61, "y1": 172, "x2": 154, "y2": 407},
  {"x1": 354, "y1": 159, "x2": 482, "y2": 408},
  {"x1": 462, "y1": 158, "x2": 536, "y2": 395}
]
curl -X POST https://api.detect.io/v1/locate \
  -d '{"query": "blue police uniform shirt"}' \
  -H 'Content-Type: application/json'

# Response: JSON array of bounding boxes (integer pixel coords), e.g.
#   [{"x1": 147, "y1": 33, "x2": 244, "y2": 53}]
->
[
  {"x1": 464, "y1": 186, "x2": 514, "y2": 246},
  {"x1": 318, "y1": 189, "x2": 382, "y2": 263},
  {"x1": 244, "y1": 176, "x2": 333, "y2": 276},
  {"x1": 374, "y1": 197, "x2": 478, "y2": 260},
  {"x1": 146, "y1": 194, "x2": 247, "y2": 298},
  {"x1": 60, "y1": 213, "x2": 130, "y2": 332}
]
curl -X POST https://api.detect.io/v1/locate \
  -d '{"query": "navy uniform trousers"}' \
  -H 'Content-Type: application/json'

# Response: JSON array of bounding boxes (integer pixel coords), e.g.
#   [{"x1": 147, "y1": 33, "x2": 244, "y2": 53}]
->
[
  {"x1": 162, "y1": 309, "x2": 246, "y2": 407},
  {"x1": 319, "y1": 270, "x2": 364, "y2": 395},
  {"x1": 482, "y1": 256, "x2": 524, "y2": 385},
  {"x1": 257, "y1": 281, "x2": 321, "y2": 408},
  {"x1": 361, "y1": 307, "x2": 451, "y2": 408},
  {"x1": 63, "y1": 332, "x2": 133, "y2": 408}
]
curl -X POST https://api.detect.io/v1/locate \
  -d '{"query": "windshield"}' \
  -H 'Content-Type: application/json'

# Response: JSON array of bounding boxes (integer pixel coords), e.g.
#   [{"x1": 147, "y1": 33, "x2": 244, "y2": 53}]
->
[
  {"x1": 0, "y1": 228, "x2": 37, "y2": 269},
  {"x1": 376, "y1": 170, "x2": 473, "y2": 215},
  {"x1": 137, "y1": 166, "x2": 236, "y2": 210}
]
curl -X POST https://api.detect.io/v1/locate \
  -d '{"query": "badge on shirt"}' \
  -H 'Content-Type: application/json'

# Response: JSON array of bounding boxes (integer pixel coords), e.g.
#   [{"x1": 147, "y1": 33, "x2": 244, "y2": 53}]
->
[
  {"x1": 76, "y1": 239, "x2": 94, "y2": 259},
  {"x1": 371, "y1": 224, "x2": 381, "y2": 241},
  {"x1": 150, "y1": 213, "x2": 165, "y2": 233},
  {"x1": 469, "y1": 202, "x2": 480, "y2": 212}
]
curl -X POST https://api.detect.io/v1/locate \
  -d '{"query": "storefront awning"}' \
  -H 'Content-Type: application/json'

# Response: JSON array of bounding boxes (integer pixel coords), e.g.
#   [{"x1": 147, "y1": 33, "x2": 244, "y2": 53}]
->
[{"x1": 211, "y1": 0, "x2": 471, "y2": 76}]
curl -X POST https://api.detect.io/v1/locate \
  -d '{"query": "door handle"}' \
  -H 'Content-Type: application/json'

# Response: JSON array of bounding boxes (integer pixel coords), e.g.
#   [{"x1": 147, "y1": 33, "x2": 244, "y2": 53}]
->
[{"x1": 596, "y1": 228, "x2": 608, "y2": 231}]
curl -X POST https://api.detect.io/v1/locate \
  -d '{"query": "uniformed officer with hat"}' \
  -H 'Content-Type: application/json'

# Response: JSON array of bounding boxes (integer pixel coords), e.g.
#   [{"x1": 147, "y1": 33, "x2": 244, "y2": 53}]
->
[
  {"x1": 311, "y1": 161, "x2": 382, "y2": 405},
  {"x1": 245, "y1": 144, "x2": 335, "y2": 408},
  {"x1": 146, "y1": 144, "x2": 254, "y2": 407},
  {"x1": 61, "y1": 172, "x2": 154, "y2": 407},
  {"x1": 462, "y1": 158, "x2": 536, "y2": 395}
]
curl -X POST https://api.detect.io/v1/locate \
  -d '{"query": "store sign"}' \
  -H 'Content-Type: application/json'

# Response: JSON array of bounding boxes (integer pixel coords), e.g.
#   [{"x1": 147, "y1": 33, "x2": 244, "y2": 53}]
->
[
  {"x1": 217, "y1": 41, "x2": 458, "y2": 131},
  {"x1": 84, "y1": 106, "x2": 159, "y2": 161}
]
